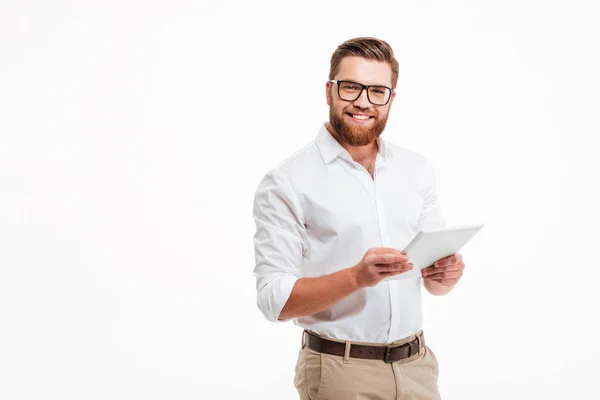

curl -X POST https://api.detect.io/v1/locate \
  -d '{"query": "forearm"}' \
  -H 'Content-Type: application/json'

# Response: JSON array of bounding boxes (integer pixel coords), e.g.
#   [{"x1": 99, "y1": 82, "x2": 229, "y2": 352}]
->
[
  {"x1": 278, "y1": 267, "x2": 362, "y2": 320},
  {"x1": 423, "y1": 278, "x2": 455, "y2": 296}
]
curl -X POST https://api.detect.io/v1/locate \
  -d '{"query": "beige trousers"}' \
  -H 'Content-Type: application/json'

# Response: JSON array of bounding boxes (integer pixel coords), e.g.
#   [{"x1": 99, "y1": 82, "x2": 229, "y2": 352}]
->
[{"x1": 294, "y1": 331, "x2": 440, "y2": 400}]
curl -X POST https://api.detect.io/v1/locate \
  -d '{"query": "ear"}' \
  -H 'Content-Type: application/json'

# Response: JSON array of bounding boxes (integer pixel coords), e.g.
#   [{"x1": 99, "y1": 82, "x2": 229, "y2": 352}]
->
[
  {"x1": 325, "y1": 81, "x2": 332, "y2": 106},
  {"x1": 388, "y1": 90, "x2": 396, "y2": 108}
]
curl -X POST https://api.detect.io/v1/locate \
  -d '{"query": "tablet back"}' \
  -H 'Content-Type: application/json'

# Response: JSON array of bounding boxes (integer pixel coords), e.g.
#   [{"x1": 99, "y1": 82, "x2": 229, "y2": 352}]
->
[{"x1": 386, "y1": 223, "x2": 484, "y2": 281}]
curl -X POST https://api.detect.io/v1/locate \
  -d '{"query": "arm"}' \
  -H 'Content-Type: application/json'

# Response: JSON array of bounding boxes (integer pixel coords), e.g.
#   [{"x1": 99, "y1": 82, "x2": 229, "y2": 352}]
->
[
  {"x1": 253, "y1": 170, "x2": 307, "y2": 322},
  {"x1": 253, "y1": 171, "x2": 412, "y2": 322},
  {"x1": 253, "y1": 170, "x2": 361, "y2": 322},
  {"x1": 278, "y1": 248, "x2": 412, "y2": 320},
  {"x1": 278, "y1": 268, "x2": 360, "y2": 320},
  {"x1": 417, "y1": 159, "x2": 456, "y2": 296}
]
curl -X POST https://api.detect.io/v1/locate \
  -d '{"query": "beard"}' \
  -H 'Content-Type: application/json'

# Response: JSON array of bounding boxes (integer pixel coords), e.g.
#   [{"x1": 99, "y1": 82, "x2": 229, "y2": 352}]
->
[{"x1": 329, "y1": 105, "x2": 389, "y2": 147}]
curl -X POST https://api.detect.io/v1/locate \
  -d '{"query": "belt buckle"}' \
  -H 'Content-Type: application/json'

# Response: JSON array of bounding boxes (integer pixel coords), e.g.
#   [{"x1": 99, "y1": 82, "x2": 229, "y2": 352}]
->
[{"x1": 384, "y1": 346, "x2": 393, "y2": 363}]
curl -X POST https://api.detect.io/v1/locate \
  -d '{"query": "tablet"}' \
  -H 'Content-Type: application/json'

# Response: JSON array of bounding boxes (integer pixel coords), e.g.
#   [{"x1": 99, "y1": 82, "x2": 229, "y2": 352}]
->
[{"x1": 385, "y1": 223, "x2": 484, "y2": 281}]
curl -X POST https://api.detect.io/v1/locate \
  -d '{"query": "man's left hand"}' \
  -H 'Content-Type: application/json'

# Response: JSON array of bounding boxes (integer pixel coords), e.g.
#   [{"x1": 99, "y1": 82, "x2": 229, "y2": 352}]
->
[{"x1": 421, "y1": 253, "x2": 464, "y2": 286}]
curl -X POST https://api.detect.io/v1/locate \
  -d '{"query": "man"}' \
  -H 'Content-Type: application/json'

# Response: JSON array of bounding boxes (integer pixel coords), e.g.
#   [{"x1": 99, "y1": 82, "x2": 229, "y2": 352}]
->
[{"x1": 252, "y1": 37, "x2": 465, "y2": 400}]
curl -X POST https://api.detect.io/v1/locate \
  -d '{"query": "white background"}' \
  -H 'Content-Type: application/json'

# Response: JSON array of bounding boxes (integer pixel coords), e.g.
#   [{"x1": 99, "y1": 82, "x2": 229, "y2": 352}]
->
[{"x1": 1, "y1": 0, "x2": 599, "y2": 399}]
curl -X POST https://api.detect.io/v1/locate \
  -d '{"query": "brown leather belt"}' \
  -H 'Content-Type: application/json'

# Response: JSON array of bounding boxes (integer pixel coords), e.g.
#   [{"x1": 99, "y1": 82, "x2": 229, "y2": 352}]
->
[{"x1": 304, "y1": 330, "x2": 424, "y2": 363}]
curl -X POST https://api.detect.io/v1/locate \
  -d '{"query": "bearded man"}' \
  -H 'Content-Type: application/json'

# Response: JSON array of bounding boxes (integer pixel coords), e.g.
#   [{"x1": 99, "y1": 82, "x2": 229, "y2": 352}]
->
[{"x1": 252, "y1": 37, "x2": 466, "y2": 400}]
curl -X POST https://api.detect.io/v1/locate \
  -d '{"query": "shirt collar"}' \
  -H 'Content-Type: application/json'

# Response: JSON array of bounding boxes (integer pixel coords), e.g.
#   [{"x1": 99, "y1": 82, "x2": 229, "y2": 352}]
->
[{"x1": 315, "y1": 123, "x2": 393, "y2": 165}]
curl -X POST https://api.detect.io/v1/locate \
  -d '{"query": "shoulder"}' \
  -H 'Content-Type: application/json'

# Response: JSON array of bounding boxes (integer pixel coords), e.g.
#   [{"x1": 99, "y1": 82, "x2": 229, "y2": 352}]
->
[
  {"x1": 255, "y1": 139, "x2": 321, "y2": 193},
  {"x1": 275, "y1": 140, "x2": 322, "y2": 176},
  {"x1": 384, "y1": 140, "x2": 433, "y2": 171}
]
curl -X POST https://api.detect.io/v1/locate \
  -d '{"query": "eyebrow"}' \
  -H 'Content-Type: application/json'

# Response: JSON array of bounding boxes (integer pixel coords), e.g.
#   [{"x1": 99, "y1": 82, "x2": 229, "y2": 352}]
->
[{"x1": 336, "y1": 79, "x2": 392, "y2": 88}]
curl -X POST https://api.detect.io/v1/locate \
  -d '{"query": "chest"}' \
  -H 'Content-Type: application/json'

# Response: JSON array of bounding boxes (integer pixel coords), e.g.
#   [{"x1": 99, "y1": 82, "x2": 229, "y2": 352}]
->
[{"x1": 299, "y1": 164, "x2": 425, "y2": 239}]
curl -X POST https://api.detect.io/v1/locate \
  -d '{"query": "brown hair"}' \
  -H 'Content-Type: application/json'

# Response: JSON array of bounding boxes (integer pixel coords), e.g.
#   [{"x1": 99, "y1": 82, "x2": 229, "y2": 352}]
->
[{"x1": 329, "y1": 37, "x2": 399, "y2": 88}]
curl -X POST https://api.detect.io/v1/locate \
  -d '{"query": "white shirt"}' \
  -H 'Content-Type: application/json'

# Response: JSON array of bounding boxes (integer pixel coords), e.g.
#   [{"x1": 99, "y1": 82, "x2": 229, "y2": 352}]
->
[{"x1": 253, "y1": 123, "x2": 446, "y2": 343}]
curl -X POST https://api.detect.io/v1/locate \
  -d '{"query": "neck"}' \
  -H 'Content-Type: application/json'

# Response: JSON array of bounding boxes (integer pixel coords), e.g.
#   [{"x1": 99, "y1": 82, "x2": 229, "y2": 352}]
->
[{"x1": 325, "y1": 122, "x2": 379, "y2": 163}]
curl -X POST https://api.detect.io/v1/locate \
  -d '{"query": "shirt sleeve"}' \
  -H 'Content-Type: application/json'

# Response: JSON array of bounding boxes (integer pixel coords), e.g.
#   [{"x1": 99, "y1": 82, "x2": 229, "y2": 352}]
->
[
  {"x1": 253, "y1": 169, "x2": 308, "y2": 322},
  {"x1": 418, "y1": 159, "x2": 447, "y2": 231}
]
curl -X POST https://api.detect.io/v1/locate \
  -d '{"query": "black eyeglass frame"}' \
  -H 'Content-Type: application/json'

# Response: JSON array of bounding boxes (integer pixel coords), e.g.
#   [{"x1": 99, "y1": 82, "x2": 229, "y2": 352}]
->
[{"x1": 329, "y1": 79, "x2": 395, "y2": 106}]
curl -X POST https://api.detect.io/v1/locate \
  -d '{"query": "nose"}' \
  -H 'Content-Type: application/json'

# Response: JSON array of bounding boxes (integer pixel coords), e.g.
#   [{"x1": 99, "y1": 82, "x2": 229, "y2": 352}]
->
[{"x1": 353, "y1": 88, "x2": 371, "y2": 109}]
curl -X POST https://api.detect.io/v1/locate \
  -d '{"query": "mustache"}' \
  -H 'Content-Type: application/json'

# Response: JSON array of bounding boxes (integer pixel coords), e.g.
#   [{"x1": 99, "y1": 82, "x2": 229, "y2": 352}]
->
[{"x1": 345, "y1": 107, "x2": 377, "y2": 116}]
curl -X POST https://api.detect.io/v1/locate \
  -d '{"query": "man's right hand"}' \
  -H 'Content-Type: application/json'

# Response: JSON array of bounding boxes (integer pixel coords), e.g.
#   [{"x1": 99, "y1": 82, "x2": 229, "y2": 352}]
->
[
  {"x1": 278, "y1": 248, "x2": 413, "y2": 320},
  {"x1": 352, "y1": 248, "x2": 413, "y2": 287}
]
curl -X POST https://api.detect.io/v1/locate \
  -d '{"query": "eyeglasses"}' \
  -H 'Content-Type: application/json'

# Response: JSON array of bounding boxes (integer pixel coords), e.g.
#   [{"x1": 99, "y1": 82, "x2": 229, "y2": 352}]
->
[{"x1": 330, "y1": 80, "x2": 394, "y2": 106}]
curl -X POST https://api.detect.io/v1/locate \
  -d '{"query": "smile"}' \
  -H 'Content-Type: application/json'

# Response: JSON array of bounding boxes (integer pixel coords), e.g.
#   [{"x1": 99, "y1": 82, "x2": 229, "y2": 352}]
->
[{"x1": 347, "y1": 113, "x2": 374, "y2": 123}]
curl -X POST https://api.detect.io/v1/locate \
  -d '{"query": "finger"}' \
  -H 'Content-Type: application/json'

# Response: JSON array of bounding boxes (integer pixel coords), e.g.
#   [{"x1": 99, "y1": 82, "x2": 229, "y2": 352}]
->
[
  {"x1": 422, "y1": 267, "x2": 460, "y2": 277},
  {"x1": 371, "y1": 253, "x2": 409, "y2": 264},
  {"x1": 434, "y1": 254, "x2": 458, "y2": 268},
  {"x1": 378, "y1": 263, "x2": 413, "y2": 273},
  {"x1": 380, "y1": 264, "x2": 413, "y2": 276},
  {"x1": 431, "y1": 278, "x2": 459, "y2": 286},
  {"x1": 423, "y1": 263, "x2": 464, "y2": 276},
  {"x1": 370, "y1": 247, "x2": 407, "y2": 256},
  {"x1": 423, "y1": 270, "x2": 462, "y2": 280},
  {"x1": 434, "y1": 253, "x2": 462, "y2": 268}
]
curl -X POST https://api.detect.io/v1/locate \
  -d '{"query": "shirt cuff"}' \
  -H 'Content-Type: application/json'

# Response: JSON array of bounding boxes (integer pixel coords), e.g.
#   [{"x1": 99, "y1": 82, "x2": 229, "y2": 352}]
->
[{"x1": 257, "y1": 273, "x2": 300, "y2": 322}]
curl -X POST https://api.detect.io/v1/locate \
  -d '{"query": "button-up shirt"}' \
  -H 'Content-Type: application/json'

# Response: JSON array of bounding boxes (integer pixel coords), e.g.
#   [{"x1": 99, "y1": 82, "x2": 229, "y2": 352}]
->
[{"x1": 253, "y1": 123, "x2": 446, "y2": 343}]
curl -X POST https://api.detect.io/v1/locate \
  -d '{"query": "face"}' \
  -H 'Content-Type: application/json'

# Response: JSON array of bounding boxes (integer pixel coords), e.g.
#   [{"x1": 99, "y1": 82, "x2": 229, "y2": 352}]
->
[{"x1": 326, "y1": 56, "x2": 396, "y2": 147}]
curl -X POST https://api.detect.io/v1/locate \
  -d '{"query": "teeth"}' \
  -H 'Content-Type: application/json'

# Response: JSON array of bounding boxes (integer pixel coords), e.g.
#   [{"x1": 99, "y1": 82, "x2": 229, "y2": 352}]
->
[{"x1": 352, "y1": 114, "x2": 370, "y2": 120}]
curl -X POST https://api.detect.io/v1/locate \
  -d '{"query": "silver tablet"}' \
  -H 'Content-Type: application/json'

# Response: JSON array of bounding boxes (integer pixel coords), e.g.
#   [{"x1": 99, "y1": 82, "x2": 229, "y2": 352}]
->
[{"x1": 385, "y1": 223, "x2": 484, "y2": 281}]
